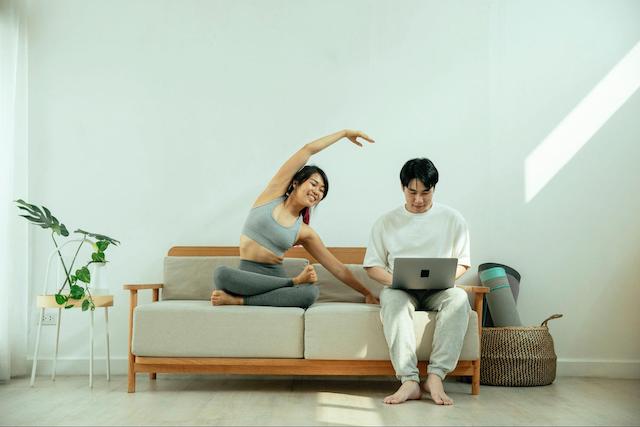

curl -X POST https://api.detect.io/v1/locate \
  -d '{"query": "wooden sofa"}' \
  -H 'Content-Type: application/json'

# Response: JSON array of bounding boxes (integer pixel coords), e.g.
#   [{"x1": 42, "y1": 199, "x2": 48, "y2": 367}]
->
[{"x1": 124, "y1": 246, "x2": 488, "y2": 394}]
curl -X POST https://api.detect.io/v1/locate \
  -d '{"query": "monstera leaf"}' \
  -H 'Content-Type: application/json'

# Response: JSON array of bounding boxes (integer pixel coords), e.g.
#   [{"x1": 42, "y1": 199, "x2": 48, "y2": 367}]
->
[
  {"x1": 15, "y1": 199, "x2": 69, "y2": 236},
  {"x1": 74, "y1": 229, "x2": 120, "y2": 246},
  {"x1": 15, "y1": 199, "x2": 120, "y2": 312}
]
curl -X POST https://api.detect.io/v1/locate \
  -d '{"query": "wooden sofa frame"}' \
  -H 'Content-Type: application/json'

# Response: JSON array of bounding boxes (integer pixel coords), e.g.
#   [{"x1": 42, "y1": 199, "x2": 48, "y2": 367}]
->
[{"x1": 124, "y1": 246, "x2": 488, "y2": 394}]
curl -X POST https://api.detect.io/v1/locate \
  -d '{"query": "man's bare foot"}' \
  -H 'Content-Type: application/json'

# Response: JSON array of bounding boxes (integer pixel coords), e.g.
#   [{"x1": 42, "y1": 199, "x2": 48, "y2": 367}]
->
[
  {"x1": 210, "y1": 290, "x2": 243, "y2": 306},
  {"x1": 292, "y1": 265, "x2": 317, "y2": 285},
  {"x1": 383, "y1": 380, "x2": 422, "y2": 404},
  {"x1": 423, "y1": 373, "x2": 454, "y2": 405}
]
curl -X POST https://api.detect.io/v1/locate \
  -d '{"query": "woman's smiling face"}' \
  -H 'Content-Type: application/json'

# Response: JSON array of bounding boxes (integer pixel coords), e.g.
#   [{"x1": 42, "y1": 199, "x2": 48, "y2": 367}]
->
[{"x1": 294, "y1": 173, "x2": 326, "y2": 207}]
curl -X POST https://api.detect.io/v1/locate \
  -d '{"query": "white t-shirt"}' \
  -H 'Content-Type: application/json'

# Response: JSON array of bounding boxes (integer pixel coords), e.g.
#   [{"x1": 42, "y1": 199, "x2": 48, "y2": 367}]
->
[{"x1": 363, "y1": 203, "x2": 471, "y2": 273}]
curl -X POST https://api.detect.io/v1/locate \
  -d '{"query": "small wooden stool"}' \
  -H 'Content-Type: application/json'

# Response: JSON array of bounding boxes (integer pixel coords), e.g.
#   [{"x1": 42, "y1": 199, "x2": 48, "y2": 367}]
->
[{"x1": 30, "y1": 295, "x2": 113, "y2": 388}]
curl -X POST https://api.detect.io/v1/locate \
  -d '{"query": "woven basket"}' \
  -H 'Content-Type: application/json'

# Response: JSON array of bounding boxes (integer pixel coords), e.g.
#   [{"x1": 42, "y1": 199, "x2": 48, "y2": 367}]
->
[{"x1": 480, "y1": 314, "x2": 563, "y2": 386}]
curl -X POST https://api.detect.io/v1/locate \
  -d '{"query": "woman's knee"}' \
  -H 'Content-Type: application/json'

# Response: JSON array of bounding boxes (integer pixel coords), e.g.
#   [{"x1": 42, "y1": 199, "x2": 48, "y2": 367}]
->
[
  {"x1": 300, "y1": 285, "x2": 319, "y2": 308},
  {"x1": 213, "y1": 266, "x2": 232, "y2": 289}
]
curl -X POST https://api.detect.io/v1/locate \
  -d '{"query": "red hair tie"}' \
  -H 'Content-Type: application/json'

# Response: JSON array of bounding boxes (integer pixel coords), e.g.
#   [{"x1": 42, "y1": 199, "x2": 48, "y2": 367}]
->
[{"x1": 302, "y1": 208, "x2": 310, "y2": 225}]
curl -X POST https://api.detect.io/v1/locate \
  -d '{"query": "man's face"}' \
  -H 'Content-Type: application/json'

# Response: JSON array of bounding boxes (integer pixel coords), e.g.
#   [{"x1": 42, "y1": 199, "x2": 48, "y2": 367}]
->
[{"x1": 403, "y1": 179, "x2": 434, "y2": 214}]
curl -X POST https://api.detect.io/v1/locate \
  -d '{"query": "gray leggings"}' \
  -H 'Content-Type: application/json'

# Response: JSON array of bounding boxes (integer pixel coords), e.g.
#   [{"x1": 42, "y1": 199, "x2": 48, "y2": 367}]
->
[{"x1": 213, "y1": 260, "x2": 319, "y2": 309}]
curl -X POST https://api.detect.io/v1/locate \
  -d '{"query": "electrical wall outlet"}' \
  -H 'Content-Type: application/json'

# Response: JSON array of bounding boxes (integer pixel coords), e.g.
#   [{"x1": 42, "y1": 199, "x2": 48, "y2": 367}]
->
[{"x1": 41, "y1": 312, "x2": 57, "y2": 325}]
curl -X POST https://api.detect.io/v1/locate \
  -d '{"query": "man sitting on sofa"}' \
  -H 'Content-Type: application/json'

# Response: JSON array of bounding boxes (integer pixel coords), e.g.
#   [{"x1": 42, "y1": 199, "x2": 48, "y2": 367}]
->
[{"x1": 364, "y1": 158, "x2": 471, "y2": 406}]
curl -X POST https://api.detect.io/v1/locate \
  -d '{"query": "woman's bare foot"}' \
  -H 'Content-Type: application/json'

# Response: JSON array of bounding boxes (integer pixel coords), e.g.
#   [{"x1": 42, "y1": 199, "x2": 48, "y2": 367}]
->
[
  {"x1": 423, "y1": 373, "x2": 454, "y2": 405},
  {"x1": 292, "y1": 265, "x2": 317, "y2": 285},
  {"x1": 210, "y1": 290, "x2": 243, "y2": 306},
  {"x1": 383, "y1": 380, "x2": 422, "y2": 404}
]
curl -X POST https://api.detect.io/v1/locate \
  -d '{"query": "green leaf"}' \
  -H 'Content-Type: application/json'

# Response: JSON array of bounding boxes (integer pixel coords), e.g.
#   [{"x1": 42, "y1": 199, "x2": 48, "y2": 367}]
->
[
  {"x1": 16, "y1": 201, "x2": 43, "y2": 220},
  {"x1": 54, "y1": 294, "x2": 68, "y2": 305},
  {"x1": 64, "y1": 304, "x2": 74, "y2": 309},
  {"x1": 15, "y1": 200, "x2": 69, "y2": 237},
  {"x1": 15, "y1": 200, "x2": 40, "y2": 214},
  {"x1": 69, "y1": 275, "x2": 77, "y2": 284},
  {"x1": 75, "y1": 229, "x2": 120, "y2": 246},
  {"x1": 92, "y1": 252, "x2": 106, "y2": 262},
  {"x1": 70, "y1": 284, "x2": 85, "y2": 300},
  {"x1": 82, "y1": 299, "x2": 90, "y2": 311},
  {"x1": 96, "y1": 241, "x2": 109, "y2": 251},
  {"x1": 42, "y1": 206, "x2": 53, "y2": 220},
  {"x1": 75, "y1": 267, "x2": 90, "y2": 283}
]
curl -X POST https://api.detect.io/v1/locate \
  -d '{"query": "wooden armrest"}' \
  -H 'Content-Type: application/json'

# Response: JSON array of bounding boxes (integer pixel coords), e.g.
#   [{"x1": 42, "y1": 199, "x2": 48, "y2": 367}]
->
[
  {"x1": 125, "y1": 283, "x2": 163, "y2": 386},
  {"x1": 123, "y1": 284, "x2": 163, "y2": 291},
  {"x1": 457, "y1": 285, "x2": 489, "y2": 294},
  {"x1": 457, "y1": 286, "x2": 488, "y2": 335}
]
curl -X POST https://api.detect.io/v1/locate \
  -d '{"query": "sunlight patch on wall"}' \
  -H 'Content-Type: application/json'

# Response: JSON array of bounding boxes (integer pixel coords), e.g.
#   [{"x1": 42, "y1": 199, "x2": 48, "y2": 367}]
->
[{"x1": 525, "y1": 41, "x2": 640, "y2": 203}]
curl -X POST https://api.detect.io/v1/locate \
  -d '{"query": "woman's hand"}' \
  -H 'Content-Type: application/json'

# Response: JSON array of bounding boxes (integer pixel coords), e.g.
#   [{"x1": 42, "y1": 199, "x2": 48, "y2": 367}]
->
[
  {"x1": 344, "y1": 129, "x2": 375, "y2": 147},
  {"x1": 365, "y1": 293, "x2": 380, "y2": 305}
]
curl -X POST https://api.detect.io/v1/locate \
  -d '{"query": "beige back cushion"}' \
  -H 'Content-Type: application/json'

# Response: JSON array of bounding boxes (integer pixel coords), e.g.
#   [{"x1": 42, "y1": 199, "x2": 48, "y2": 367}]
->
[
  {"x1": 163, "y1": 256, "x2": 309, "y2": 300},
  {"x1": 313, "y1": 263, "x2": 384, "y2": 303}
]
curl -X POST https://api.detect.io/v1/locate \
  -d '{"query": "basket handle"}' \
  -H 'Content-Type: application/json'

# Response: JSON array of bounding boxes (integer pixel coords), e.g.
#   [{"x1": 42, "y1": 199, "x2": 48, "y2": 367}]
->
[{"x1": 541, "y1": 314, "x2": 563, "y2": 327}]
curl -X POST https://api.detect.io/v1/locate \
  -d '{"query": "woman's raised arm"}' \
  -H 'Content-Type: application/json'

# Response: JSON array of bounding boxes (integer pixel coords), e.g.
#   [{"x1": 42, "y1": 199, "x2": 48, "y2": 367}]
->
[{"x1": 254, "y1": 130, "x2": 374, "y2": 206}]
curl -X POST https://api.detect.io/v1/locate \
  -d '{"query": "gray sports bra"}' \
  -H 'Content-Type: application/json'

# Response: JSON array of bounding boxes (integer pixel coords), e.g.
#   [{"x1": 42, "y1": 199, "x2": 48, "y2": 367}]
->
[{"x1": 241, "y1": 197, "x2": 302, "y2": 257}]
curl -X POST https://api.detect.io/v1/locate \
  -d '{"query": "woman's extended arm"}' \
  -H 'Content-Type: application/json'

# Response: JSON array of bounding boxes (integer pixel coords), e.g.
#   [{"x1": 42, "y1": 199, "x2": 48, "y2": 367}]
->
[
  {"x1": 254, "y1": 130, "x2": 374, "y2": 206},
  {"x1": 307, "y1": 129, "x2": 374, "y2": 153},
  {"x1": 299, "y1": 225, "x2": 379, "y2": 304}
]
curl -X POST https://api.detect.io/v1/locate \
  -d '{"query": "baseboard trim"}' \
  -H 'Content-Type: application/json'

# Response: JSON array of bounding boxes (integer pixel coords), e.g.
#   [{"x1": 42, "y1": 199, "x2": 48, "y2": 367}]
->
[
  {"x1": 21, "y1": 357, "x2": 640, "y2": 379},
  {"x1": 556, "y1": 358, "x2": 640, "y2": 379},
  {"x1": 25, "y1": 357, "x2": 129, "y2": 378}
]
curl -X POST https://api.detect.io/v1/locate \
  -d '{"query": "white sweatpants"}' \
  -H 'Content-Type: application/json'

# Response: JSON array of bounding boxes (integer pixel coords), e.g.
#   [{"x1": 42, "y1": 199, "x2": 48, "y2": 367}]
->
[{"x1": 379, "y1": 286, "x2": 471, "y2": 383}]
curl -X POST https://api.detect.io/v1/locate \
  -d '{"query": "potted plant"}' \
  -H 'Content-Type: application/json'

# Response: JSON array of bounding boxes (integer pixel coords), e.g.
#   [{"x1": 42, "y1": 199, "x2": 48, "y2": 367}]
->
[{"x1": 16, "y1": 199, "x2": 120, "y2": 311}]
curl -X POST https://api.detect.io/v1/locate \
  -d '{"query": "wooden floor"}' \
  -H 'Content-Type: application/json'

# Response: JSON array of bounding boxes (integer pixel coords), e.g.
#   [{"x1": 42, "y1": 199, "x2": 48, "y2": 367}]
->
[{"x1": 1, "y1": 375, "x2": 639, "y2": 426}]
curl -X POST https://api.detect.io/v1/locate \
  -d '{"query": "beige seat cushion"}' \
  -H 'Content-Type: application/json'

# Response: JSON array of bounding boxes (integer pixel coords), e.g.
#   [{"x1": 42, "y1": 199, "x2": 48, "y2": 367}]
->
[
  {"x1": 304, "y1": 302, "x2": 479, "y2": 360},
  {"x1": 162, "y1": 256, "x2": 309, "y2": 300},
  {"x1": 313, "y1": 264, "x2": 384, "y2": 303},
  {"x1": 132, "y1": 300, "x2": 304, "y2": 357}
]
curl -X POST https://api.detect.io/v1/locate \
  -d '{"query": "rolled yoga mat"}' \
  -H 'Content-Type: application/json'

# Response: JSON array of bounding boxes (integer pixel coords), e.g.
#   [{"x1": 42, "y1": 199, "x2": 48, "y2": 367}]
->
[
  {"x1": 479, "y1": 266, "x2": 522, "y2": 327},
  {"x1": 478, "y1": 263, "x2": 521, "y2": 327}
]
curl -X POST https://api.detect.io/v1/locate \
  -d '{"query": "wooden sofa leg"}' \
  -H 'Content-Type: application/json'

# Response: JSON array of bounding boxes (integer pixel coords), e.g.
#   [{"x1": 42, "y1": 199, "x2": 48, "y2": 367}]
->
[
  {"x1": 471, "y1": 360, "x2": 480, "y2": 395},
  {"x1": 128, "y1": 353, "x2": 136, "y2": 393},
  {"x1": 150, "y1": 288, "x2": 158, "y2": 382},
  {"x1": 127, "y1": 289, "x2": 138, "y2": 393}
]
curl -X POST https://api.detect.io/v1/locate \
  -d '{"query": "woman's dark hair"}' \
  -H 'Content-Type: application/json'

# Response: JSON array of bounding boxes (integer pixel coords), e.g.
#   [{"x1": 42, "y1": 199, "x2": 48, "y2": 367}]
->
[
  {"x1": 400, "y1": 158, "x2": 439, "y2": 190},
  {"x1": 285, "y1": 165, "x2": 329, "y2": 225}
]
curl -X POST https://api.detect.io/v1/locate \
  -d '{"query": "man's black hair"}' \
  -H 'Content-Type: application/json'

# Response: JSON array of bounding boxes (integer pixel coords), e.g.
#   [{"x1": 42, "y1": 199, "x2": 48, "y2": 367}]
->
[{"x1": 400, "y1": 158, "x2": 439, "y2": 190}]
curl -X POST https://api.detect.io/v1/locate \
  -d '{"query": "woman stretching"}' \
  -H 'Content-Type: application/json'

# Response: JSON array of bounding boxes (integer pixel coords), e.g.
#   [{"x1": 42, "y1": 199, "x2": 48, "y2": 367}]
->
[{"x1": 211, "y1": 130, "x2": 380, "y2": 308}]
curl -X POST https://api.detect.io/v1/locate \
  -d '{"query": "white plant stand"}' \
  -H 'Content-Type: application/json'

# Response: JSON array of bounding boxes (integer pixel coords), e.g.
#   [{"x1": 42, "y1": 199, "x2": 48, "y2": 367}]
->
[
  {"x1": 29, "y1": 238, "x2": 113, "y2": 388},
  {"x1": 30, "y1": 295, "x2": 113, "y2": 388}
]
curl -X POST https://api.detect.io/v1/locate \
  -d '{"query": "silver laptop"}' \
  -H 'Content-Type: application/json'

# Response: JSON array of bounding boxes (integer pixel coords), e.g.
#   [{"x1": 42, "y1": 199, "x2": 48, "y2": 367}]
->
[{"x1": 391, "y1": 258, "x2": 458, "y2": 290}]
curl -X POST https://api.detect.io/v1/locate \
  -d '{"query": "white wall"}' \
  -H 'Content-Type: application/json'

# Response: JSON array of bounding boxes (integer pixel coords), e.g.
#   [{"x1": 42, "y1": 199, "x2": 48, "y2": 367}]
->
[{"x1": 24, "y1": 0, "x2": 640, "y2": 378}]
